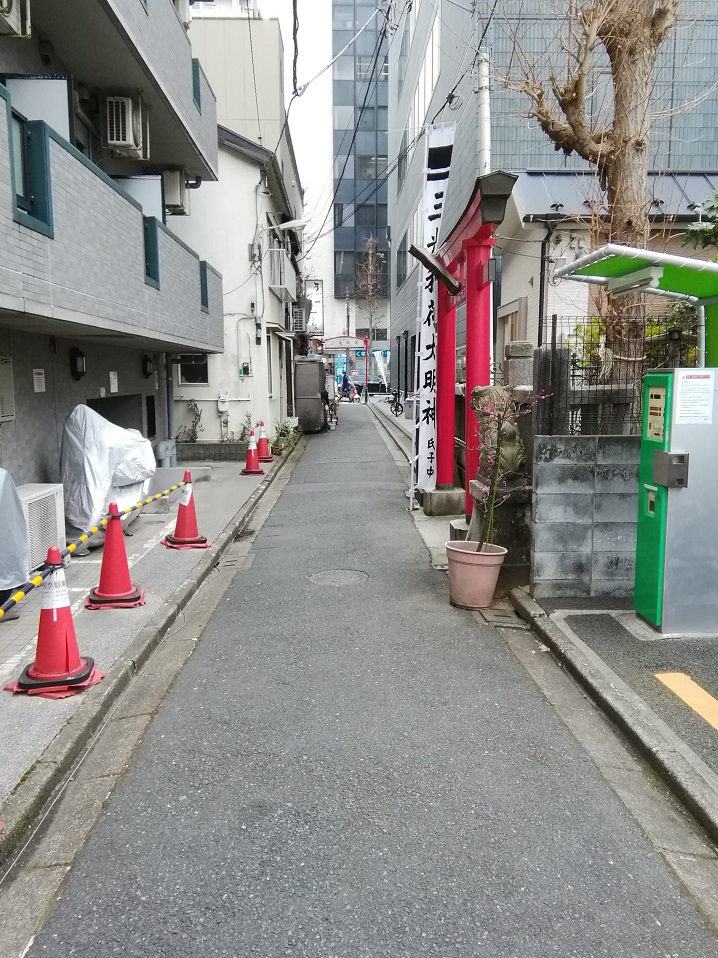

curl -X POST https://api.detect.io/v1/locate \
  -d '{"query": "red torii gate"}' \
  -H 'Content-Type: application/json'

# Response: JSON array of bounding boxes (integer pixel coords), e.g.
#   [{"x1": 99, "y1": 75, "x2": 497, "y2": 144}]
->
[{"x1": 433, "y1": 172, "x2": 517, "y2": 519}]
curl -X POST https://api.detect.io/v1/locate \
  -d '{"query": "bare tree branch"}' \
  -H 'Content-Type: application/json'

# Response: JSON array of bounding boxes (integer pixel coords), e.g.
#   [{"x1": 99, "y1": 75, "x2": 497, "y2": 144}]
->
[{"x1": 652, "y1": 0, "x2": 681, "y2": 45}]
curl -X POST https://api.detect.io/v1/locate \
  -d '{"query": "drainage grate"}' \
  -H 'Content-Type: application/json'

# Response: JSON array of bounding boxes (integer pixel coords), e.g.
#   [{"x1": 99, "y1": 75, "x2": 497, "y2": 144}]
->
[{"x1": 475, "y1": 607, "x2": 530, "y2": 629}]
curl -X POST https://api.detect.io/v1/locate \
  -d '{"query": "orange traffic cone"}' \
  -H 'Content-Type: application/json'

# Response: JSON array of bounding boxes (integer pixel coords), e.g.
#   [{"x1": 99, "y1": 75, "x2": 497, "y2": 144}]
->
[
  {"x1": 241, "y1": 430, "x2": 265, "y2": 476},
  {"x1": 85, "y1": 503, "x2": 145, "y2": 609},
  {"x1": 257, "y1": 421, "x2": 275, "y2": 463},
  {"x1": 161, "y1": 470, "x2": 211, "y2": 549},
  {"x1": 4, "y1": 547, "x2": 104, "y2": 699}
]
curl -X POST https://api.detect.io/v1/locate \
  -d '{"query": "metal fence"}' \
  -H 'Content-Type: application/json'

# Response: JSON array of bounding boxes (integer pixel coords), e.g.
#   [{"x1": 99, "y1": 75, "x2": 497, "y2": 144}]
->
[{"x1": 536, "y1": 309, "x2": 699, "y2": 436}]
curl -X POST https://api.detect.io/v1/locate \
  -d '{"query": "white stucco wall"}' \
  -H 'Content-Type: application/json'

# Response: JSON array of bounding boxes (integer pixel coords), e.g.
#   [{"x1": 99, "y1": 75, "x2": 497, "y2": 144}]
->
[{"x1": 168, "y1": 145, "x2": 294, "y2": 442}]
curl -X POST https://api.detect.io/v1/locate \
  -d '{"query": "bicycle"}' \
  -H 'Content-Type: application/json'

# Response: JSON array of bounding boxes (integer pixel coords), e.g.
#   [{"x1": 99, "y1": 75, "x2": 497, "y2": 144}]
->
[{"x1": 389, "y1": 388, "x2": 404, "y2": 417}]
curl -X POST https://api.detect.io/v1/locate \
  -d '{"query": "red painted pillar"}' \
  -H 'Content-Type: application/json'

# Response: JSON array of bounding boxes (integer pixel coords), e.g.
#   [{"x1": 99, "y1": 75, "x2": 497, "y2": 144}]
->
[
  {"x1": 436, "y1": 280, "x2": 457, "y2": 488},
  {"x1": 464, "y1": 239, "x2": 493, "y2": 519}
]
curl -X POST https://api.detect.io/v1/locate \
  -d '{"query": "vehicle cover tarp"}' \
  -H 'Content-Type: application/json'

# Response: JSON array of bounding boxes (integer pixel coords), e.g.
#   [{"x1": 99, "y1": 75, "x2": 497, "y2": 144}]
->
[
  {"x1": 61, "y1": 405, "x2": 156, "y2": 540},
  {"x1": 0, "y1": 468, "x2": 29, "y2": 590}
]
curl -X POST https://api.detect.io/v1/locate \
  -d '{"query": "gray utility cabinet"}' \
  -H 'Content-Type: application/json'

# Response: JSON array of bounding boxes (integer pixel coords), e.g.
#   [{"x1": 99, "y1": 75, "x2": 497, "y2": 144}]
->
[{"x1": 294, "y1": 357, "x2": 327, "y2": 433}]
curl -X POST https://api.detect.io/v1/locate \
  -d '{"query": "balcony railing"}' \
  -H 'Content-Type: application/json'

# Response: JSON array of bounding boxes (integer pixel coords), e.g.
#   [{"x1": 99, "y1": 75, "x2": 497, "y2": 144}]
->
[
  {"x1": 0, "y1": 96, "x2": 223, "y2": 353},
  {"x1": 268, "y1": 247, "x2": 297, "y2": 304}
]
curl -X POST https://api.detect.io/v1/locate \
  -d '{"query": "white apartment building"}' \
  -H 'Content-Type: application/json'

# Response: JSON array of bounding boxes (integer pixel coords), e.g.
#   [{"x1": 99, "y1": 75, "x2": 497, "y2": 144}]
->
[
  {"x1": 0, "y1": 0, "x2": 222, "y2": 485},
  {"x1": 170, "y1": 5, "x2": 304, "y2": 438}
]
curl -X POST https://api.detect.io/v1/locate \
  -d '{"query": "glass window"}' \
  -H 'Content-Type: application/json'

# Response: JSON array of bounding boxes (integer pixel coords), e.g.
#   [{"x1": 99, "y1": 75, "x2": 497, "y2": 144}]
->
[
  {"x1": 376, "y1": 204, "x2": 387, "y2": 228},
  {"x1": 355, "y1": 6, "x2": 375, "y2": 29},
  {"x1": 179, "y1": 354, "x2": 209, "y2": 385},
  {"x1": 356, "y1": 56, "x2": 375, "y2": 81},
  {"x1": 333, "y1": 56, "x2": 354, "y2": 81},
  {"x1": 396, "y1": 231, "x2": 408, "y2": 289},
  {"x1": 356, "y1": 204, "x2": 375, "y2": 227},
  {"x1": 358, "y1": 106, "x2": 375, "y2": 130},
  {"x1": 333, "y1": 5, "x2": 353, "y2": 29},
  {"x1": 380, "y1": 56, "x2": 389, "y2": 80},
  {"x1": 357, "y1": 155, "x2": 377, "y2": 179},
  {"x1": 334, "y1": 251, "x2": 355, "y2": 275},
  {"x1": 334, "y1": 154, "x2": 354, "y2": 179},
  {"x1": 11, "y1": 113, "x2": 29, "y2": 210},
  {"x1": 399, "y1": 20, "x2": 409, "y2": 92},
  {"x1": 334, "y1": 204, "x2": 344, "y2": 228},
  {"x1": 377, "y1": 107, "x2": 388, "y2": 129},
  {"x1": 398, "y1": 129, "x2": 408, "y2": 190},
  {"x1": 333, "y1": 105, "x2": 354, "y2": 130}
]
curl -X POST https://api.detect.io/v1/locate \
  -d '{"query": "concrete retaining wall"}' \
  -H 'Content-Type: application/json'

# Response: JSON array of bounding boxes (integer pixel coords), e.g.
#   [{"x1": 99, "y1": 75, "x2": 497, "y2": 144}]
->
[{"x1": 531, "y1": 436, "x2": 640, "y2": 598}]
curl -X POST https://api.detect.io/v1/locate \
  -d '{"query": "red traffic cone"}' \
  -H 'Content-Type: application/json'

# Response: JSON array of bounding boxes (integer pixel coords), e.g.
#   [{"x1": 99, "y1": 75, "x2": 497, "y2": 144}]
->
[
  {"x1": 4, "y1": 547, "x2": 104, "y2": 699},
  {"x1": 241, "y1": 430, "x2": 265, "y2": 476},
  {"x1": 257, "y1": 421, "x2": 275, "y2": 463},
  {"x1": 161, "y1": 470, "x2": 211, "y2": 549},
  {"x1": 85, "y1": 503, "x2": 145, "y2": 609}
]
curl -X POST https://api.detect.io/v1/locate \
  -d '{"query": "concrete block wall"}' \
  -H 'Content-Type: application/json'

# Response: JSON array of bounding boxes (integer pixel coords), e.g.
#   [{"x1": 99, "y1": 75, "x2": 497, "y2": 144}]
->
[
  {"x1": 0, "y1": 328, "x2": 166, "y2": 486},
  {"x1": 532, "y1": 436, "x2": 640, "y2": 598}
]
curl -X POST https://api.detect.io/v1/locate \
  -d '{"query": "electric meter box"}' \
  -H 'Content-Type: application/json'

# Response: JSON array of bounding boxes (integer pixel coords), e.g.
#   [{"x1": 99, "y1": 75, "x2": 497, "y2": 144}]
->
[{"x1": 635, "y1": 369, "x2": 718, "y2": 635}]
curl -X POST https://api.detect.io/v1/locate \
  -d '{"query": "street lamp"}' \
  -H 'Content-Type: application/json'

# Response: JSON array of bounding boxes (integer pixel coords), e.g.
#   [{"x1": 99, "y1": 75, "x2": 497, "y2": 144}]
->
[{"x1": 476, "y1": 171, "x2": 518, "y2": 227}]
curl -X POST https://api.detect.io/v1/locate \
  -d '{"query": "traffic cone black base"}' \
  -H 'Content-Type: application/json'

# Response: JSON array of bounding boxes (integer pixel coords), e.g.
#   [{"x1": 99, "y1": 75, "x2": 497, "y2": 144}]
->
[
  {"x1": 85, "y1": 586, "x2": 145, "y2": 610},
  {"x1": 4, "y1": 546, "x2": 104, "y2": 699},
  {"x1": 162, "y1": 533, "x2": 210, "y2": 550},
  {"x1": 85, "y1": 503, "x2": 145, "y2": 609},
  {"x1": 161, "y1": 471, "x2": 212, "y2": 550},
  {"x1": 17, "y1": 656, "x2": 96, "y2": 692}
]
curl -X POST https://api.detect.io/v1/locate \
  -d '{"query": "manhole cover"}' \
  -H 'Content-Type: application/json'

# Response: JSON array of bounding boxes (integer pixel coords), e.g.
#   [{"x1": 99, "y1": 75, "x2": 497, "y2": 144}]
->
[{"x1": 309, "y1": 570, "x2": 368, "y2": 586}]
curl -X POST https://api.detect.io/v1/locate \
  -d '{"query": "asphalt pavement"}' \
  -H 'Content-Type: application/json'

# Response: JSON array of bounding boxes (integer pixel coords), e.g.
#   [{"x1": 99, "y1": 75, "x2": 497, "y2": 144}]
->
[{"x1": 22, "y1": 405, "x2": 718, "y2": 957}]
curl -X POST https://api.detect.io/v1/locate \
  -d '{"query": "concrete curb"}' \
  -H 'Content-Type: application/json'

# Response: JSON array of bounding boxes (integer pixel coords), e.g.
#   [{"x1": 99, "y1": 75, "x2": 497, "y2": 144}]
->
[
  {"x1": 0, "y1": 440, "x2": 307, "y2": 870},
  {"x1": 509, "y1": 587, "x2": 718, "y2": 846},
  {"x1": 365, "y1": 401, "x2": 411, "y2": 462}
]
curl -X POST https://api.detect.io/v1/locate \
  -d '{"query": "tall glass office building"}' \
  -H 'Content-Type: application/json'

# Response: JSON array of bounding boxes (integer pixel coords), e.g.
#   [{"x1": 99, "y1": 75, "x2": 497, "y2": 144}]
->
[{"x1": 331, "y1": 2, "x2": 391, "y2": 347}]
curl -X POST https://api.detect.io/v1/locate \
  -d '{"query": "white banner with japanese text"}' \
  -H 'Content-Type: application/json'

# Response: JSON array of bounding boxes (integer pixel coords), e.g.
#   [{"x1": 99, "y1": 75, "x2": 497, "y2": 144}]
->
[{"x1": 416, "y1": 124, "x2": 455, "y2": 491}]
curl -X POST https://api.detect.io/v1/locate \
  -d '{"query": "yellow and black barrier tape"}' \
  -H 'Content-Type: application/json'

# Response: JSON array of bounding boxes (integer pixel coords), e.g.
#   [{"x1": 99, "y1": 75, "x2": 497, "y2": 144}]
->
[{"x1": 0, "y1": 480, "x2": 188, "y2": 620}]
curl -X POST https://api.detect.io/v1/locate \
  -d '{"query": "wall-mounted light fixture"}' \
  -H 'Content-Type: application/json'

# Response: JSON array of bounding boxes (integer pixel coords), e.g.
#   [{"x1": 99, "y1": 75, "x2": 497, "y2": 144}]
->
[
  {"x1": 70, "y1": 347, "x2": 86, "y2": 381},
  {"x1": 142, "y1": 354, "x2": 154, "y2": 379}
]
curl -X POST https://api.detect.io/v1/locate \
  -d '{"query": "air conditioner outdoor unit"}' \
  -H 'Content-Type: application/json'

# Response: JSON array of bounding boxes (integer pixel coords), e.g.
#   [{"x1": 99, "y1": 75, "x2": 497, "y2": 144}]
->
[
  {"x1": 0, "y1": 0, "x2": 30, "y2": 37},
  {"x1": 163, "y1": 169, "x2": 190, "y2": 215},
  {"x1": 292, "y1": 307, "x2": 306, "y2": 333},
  {"x1": 16, "y1": 483, "x2": 66, "y2": 572},
  {"x1": 104, "y1": 95, "x2": 150, "y2": 160},
  {"x1": 175, "y1": 0, "x2": 192, "y2": 28}
]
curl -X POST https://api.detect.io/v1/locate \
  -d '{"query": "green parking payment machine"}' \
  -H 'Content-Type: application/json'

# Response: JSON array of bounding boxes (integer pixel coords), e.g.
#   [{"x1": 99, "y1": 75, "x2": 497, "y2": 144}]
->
[{"x1": 635, "y1": 368, "x2": 718, "y2": 635}]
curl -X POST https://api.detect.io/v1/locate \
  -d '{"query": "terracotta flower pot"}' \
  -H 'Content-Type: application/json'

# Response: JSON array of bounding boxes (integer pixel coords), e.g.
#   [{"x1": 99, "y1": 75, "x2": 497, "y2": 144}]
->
[{"x1": 445, "y1": 541, "x2": 508, "y2": 610}]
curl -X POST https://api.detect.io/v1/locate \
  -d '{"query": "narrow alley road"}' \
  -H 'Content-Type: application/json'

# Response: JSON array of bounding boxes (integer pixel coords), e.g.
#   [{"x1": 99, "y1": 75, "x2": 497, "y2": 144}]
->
[{"x1": 27, "y1": 407, "x2": 718, "y2": 957}]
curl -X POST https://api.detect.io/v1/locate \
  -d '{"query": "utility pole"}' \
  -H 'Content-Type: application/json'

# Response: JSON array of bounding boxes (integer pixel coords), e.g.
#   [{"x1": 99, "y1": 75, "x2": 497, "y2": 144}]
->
[{"x1": 345, "y1": 289, "x2": 351, "y2": 388}]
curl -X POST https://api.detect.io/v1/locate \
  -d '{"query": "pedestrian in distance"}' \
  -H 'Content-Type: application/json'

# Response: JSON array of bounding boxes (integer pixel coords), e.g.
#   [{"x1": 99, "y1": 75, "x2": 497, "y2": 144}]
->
[{"x1": 341, "y1": 370, "x2": 350, "y2": 399}]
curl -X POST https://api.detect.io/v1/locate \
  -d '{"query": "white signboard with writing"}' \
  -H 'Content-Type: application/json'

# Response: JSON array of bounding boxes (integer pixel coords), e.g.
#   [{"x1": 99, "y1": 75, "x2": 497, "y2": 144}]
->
[
  {"x1": 675, "y1": 369, "x2": 714, "y2": 425},
  {"x1": 416, "y1": 124, "x2": 455, "y2": 491}
]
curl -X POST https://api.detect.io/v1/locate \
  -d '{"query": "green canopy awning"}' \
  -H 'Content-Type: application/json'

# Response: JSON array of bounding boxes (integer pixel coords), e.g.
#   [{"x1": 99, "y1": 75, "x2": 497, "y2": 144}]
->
[
  {"x1": 554, "y1": 244, "x2": 718, "y2": 366},
  {"x1": 554, "y1": 243, "x2": 718, "y2": 302}
]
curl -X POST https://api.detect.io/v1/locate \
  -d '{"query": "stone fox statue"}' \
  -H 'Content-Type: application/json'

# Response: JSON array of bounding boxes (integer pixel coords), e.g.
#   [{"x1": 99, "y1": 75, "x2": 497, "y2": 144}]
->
[{"x1": 471, "y1": 384, "x2": 527, "y2": 482}]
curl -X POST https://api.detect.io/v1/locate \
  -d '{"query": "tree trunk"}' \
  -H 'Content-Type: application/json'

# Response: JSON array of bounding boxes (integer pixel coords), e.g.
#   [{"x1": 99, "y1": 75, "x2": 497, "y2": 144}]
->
[{"x1": 601, "y1": 31, "x2": 655, "y2": 432}]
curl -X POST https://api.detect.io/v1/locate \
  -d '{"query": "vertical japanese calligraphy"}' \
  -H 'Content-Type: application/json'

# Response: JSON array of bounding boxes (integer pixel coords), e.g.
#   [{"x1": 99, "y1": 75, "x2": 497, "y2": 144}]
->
[{"x1": 416, "y1": 125, "x2": 455, "y2": 491}]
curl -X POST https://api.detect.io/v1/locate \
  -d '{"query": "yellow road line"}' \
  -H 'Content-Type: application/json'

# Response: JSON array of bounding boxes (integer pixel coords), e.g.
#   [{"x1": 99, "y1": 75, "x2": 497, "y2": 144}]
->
[{"x1": 656, "y1": 672, "x2": 718, "y2": 733}]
